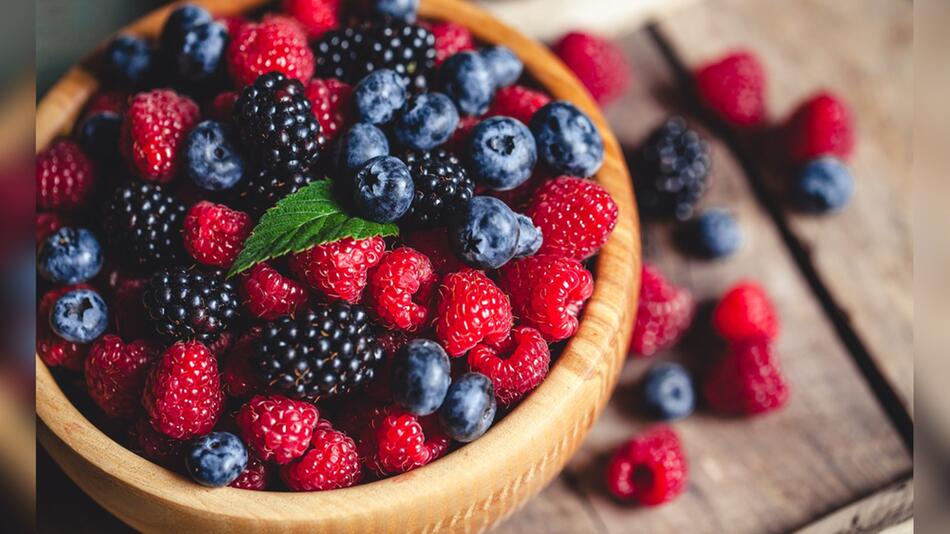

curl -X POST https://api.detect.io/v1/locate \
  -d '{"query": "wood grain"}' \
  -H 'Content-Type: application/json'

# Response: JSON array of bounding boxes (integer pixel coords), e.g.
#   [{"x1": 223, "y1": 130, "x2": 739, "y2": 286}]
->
[
  {"x1": 794, "y1": 478, "x2": 913, "y2": 534},
  {"x1": 34, "y1": 0, "x2": 639, "y2": 533}
]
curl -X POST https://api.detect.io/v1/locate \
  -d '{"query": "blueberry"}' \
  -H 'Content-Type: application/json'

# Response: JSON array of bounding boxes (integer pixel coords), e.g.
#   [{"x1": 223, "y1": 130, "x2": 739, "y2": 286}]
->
[
  {"x1": 168, "y1": 20, "x2": 228, "y2": 82},
  {"x1": 160, "y1": 4, "x2": 214, "y2": 53},
  {"x1": 49, "y1": 289, "x2": 108, "y2": 343},
  {"x1": 449, "y1": 196, "x2": 520, "y2": 269},
  {"x1": 76, "y1": 112, "x2": 122, "y2": 164},
  {"x1": 795, "y1": 157, "x2": 854, "y2": 213},
  {"x1": 531, "y1": 101, "x2": 604, "y2": 177},
  {"x1": 441, "y1": 51, "x2": 496, "y2": 116},
  {"x1": 643, "y1": 362, "x2": 695, "y2": 420},
  {"x1": 104, "y1": 35, "x2": 155, "y2": 87},
  {"x1": 393, "y1": 92, "x2": 460, "y2": 151},
  {"x1": 439, "y1": 372, "x2": 496, "y2": 442},
  {"x1": 392, "y1": 339, "x2": 451, "y2": 416},
  {"x1": 468, "y1": 116, "x2": 537, "y2": 190},
  {"x1": 38, "y1": 228, "x2": 103, "y2": 284},
  {"x1": 691, "y1": 208, "x2": 742, "y2": 258},
  {"x1": 184, "y1": 120, "x2": 245, "y2": 191},
  {"x1": 339, "y1": 123, "x2": 390, "y2": 172},
  {"x1": 513, "y1": 213, "x2": 543, "y2": 258},
  {"x1": 480, "y1": 46, "x2": 522, "y2": 88},
  {"x1": 353, "y1": 156, "x2": 415, "y2": 222},
  {"x1": 354, "y1": 69, "x2": 408, "y2": 125},
  {"x1": 185, "y1": 432, "x2": 248, "y2": 487},
  {"x1": 364, "y1": 0, "x2": 420, "y2": 22}
]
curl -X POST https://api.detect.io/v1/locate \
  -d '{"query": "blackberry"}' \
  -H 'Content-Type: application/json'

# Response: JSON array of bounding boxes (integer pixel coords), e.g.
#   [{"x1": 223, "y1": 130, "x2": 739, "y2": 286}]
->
[
  {"x1": 237, "y1": 167, "x2": 319, "y2": 215},
  {"x1": 255, "y1": 301, "x2": 384, "y2": 401},
  {"x1": 635, "y1": 117, "x2": 712, "y2": 220},
  {"x1": 143, "y1": 266, "x2": 238, "y2": 343},
  {"x1": 313, "y1": 27, "x2": 365, "y2": 82},
  {"x1": 105, "y1": 182, "x2": 186, "y2": 270},
  {"x1": 356, "y1": 21, "x2": 436, "y2": 92},
  {"x1": 402, "y1": 149, "x2": 474, "y2": 227},
  {"x1": 234, "y1": 71, "x2": 322, "y2": 174}
]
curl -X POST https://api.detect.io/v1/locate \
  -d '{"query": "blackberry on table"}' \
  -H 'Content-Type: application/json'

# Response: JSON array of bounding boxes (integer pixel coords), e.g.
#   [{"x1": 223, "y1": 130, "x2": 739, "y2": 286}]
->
[
  {"x1": 635, "y1": 116, "x2": 712, "y2": 220},
  {"x1": 313, "y1": 26, "x2": 365, "y2": 82},
  {"x1": 356, "y1": 21, "x2": 436, "y2": 92},
  {"x1": 105, "y1": 182, "x2": 186, "y2": 270},
  {"x1": 402, "y1": 149, "x2": 474, "y2": 227},
  {"x1": 237, "y1": 167, "x2": 319, "y2": 215},
  {"x1": 255, "y1": 301, "x2": 384, "y2": 401},
  {"x1": 143, "y1": 266, "x2": 238, "y2": 343}
]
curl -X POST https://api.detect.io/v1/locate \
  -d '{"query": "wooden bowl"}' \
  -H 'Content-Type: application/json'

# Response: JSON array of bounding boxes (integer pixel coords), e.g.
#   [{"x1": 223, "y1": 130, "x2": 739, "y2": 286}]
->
[{"x1": 36, "y1": 1, "x2": 641, "y2": 531}]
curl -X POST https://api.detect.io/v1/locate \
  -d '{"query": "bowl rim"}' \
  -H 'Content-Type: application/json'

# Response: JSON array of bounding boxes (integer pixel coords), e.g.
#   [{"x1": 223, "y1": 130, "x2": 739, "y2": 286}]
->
[{"x1": 36, "y1": 0, "x2": 641, "y2": 528}]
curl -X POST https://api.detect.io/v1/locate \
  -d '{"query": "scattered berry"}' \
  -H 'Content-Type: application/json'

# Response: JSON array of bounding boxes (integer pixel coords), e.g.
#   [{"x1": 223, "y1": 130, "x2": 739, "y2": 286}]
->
[
  {"x1": 230, "y1": 454, "x2": 270, "y2": 490},
  {"x1": 499, "y1": 255, "x2": 593, "y2": 341},
  {"x1": 142, "y1": 266, "x2": 239, "y2": 343},
  {"x1": 143, "y1": 341, "x2": 224, "y2": 440},
  {"x1": 236, "y1": 394, "x2": 320, "y2": 464},
  {"x1": 393, "y1": 92, "x2": 460, "y2": 150},
  {"x1": 391, "y1": 339, "x2": 451, "y2": 415},
  {"x1": 553, "y1": 31, "x2": 631, "y2": 105},
  {"x1": 222, "y1": 328, "x2": 264, "y2": 399},
  {"x1": 712, "y1": 281, "x2": 779, "y2": 343},
  {"x1": 486, "y1": 85, "x2": 550, "y2": 125},
  {"x1": 186, "y1": 432, "x2": 248, "y2": 487},
  {"x1": 37, "y1": 227, "x2": 103, "y2": 284},
  {"x1": 642, "y1": 362, "x2": 695, "y2": 420},
  {"x1": 241, "y1": 263, "x2": 308, "y2": 320},
  {"x1": 36, "y1": 139, "x2": 96, "y2": 212},
  {"x1": 467, "y1": 325, "x2": 549, "y2": 406},
  {"x1": 526, "y1": 176, "x2": 617, "y2": 260},
  {"x1": 531, "y1": 101, "x2": 604, "y2": 177},
  {"x1": 282, "y1": 422, "x2": 362, "y2": 490},
  {"x1": 354, "y1": 69, "x2": 408, "y2": 125},
  {"x1": 630, "y1": 264, "x2": 695, "y2": 357},
  {"x1": 227, "y1": 16, "x2": 315, "y2": 86},
  {"x1": 305, "y1": 77, "x2": 353, "y2": 144},
  {"x1": 439, "y1": 372, "x2": 496, "y2": 442},
  {"x1": 182, "y1": 201, "x2": 252, "y2": 268},
  {"x1": 704, "y1": 340, "x2": 789, "y2": 415},
  {"x1": 605, "y1": 425, "x2": 687, "y2": 506},
  {"x1": 636, "y1": 116, "x2": 711, "y2": 220},
  {"x1": 468, "y1": 116, "x2": 537, "y2": 191},
  {"x1": 85, "y1": 335, "x2": 159, "y2": 420},
  {"x1": 289, "y1": 236, "x2": 385, "y2": 303},
  {"x1": 434, "y1": 269, "x2": 513, "y2": 357},
  {"x1": 480, "y1": 46, "x2": 522, "y2": 88},
  {"x1": 284, "y1": 0, "x2": 340, "y2": 38},
  {"x1": 352, "y1": 156, "x2": 415, "y2": 222},
  {"x1": 691, "y1": 208, "x2": 742, "y2": 258},
  {"x1": 49, "y1": 288, "x2": 109, "y2": 343},
  {"x1": 429, "y1": 21, "x2": 474, "y2": 65},
  {"x1": 449, "y1": 196, "x2": 520, "y2": 269},
  {"x1": 694, "y1": 50, "x2": 766, "y2": 127},
  {"x1": 183, "y1": 120, "x2": 246, "y2": 191},
  {"x1": 794, "y1": 157, "x2": 854, "y2": 213},
  {"x1": 786, "y1": 91, "x2": 854, "y2": 164},
  {"x1": 104, "y1": 182, "x2": 186, "y2": 270},
  {"x1": 104, "y1": 35, "x2": 155, "y2": 87},
  {"x1": 402, "y1": 148, "x2": 474, "y2": 227},
  {"x1": 367, "y1": 247, "x2": 437, "y2": 331},
  {"x1": 441, "y1": 51, "x2": 495, "y2": 116}
]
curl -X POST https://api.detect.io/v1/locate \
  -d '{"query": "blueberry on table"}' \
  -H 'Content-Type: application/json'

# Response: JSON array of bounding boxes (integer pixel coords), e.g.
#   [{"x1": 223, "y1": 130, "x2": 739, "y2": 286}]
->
[
  {"x1": 38, "y1": 227, "x2": 103, "y2": 284},
  {"x1": 353, "y1": 156, "x2": 415, "y2": 222},
  {"x1": 392, "y1": 339, "x2": 452, "y2": 416},
  {"x1": 339, "y1": 123, "x2": 391, "y2": 172},
  {"x1": 104, "y1": 35, "x2": 155, "y2": 87},
  {"x1": 184, "y1": 120, "x2": 245, "y2": 191},
  {"x1": 49, "y1": 289, "x2": 108, "y2": 344},
  {"x1": 393, "y1": 92, "x2": 460, "y2": 150},
  {"x1": 795, "y1": 157, "x2": 854, "y2": 213},
  {"x1": 439, "y1": 372, "x2": 497, "y2": 442},
  {"x1": 354, "y1": 69, "x2": 408, "y2": 125},
  {"x1": 692, "y1": 208, "x2": 742, "y2": 259},
  {"x1": 185, "y1": 432, "x2": 248, "y2": 487},
  {"x1": 468, "y1": 116, "x2": 537, "y2": 191},
  {"x1": 480, "y1": 46, "x2": 523, "y2": 88},
  {"x1": 531, "y1": 101, "x2": 605, "y2": 177},
  {"x1": 441, "y1": 51, "x2": 496, "y2": 116},
  {"x1": 449, "y1": 196, "x2": 521, "y2": 269},
  {"x1": 643, "y1": 362, "x2": 695, "y2": 420}
]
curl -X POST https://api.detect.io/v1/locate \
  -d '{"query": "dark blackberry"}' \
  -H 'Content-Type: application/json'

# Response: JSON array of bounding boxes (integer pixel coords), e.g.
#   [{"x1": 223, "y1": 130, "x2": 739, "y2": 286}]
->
[
  {"x1": 142, "y1": 266, "x2": 238, "y2": 343},
  {"x1": 105, "y1": 182, "x2": 186, "y2": 270},
  {"x1": 635, "y1": 117, "x2": 712, "y2": 220},
  {"x1": 312, "y1": 26, "x2": 365, "y2": 83},
  {"x1": 356, "y1": 21, "x2": 436, "y2": 92},
  {"x1": 234, "y1": 71, "x2": 322, "y2": 174},
  {"x1": 402, "y1": 149, "x2": 474, "y2": 227},
  {"x1": 255, "y1": 301, "x2": 384, "y2": 401},
  {"x1": 237, "y1": 167, "x2": 319, "y2": 215}
]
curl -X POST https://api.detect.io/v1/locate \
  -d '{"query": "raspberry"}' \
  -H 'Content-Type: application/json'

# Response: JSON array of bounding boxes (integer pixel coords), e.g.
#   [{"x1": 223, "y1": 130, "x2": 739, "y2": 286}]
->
[
  {"x1": 112, "y1": 276, "x2": 151, "y2": 339},
  {"x1": 84, "y1": 90, "x2": 128, "y2": 116},
  {"x1": 712, "y1": 281, "x2": 779, "y2": 343},
  {"x1": 467, "y1": 326, "x2": 550, "y2": 406},
  {"x1": 236, "y1": 394, "x2": 320, "y2": 464},
  {"x1": 37, "y1": 284, "x2": 93, "y2": 370},
  {"x1": 207, "y1": 91, "x2": 238, "y2": 122},
  {"x1": 282, "y1": 421, "x2": 363, "y2": 491},
  {"x1": 289, "y1": 236, "x2": 386, "y2": 303},
  {"x1": 785, "y1": 91, "x2": 855, "y2": 164},
  {"x1": 552, "y1": 32, "x2": 632, "y2": 105},
  {"x1": 605, "y1": 425, "x2": 687, "y2": 506},
  {"x1": 217, "y1": 16, "x2": 248, "y2": 37},
  {"x1": 142, "y1": 341, "x2": 224, "y2": 440},
  {"x1": 428, "y1": 21, "x2": 474, "y2": 65},
  {"x1": 630, "y1": 264, "x2": 695, "y2": 357},
  {"x1": 221, "y1": 328, "x2": 264, "y2": 399},
  {"x1": 229, "y1": 454, "x2": 270, "y2": 490},
  {"x1": 128, "y1": 417, "x2": 184, "y2": 467},
  {"x1": 486, "y1": 85, "x2": 551, "y2": 126},
  {"x1": 499, "y1": 255, "x2": 594, "y2": 342},
  {"x1": 228, "y1": 16, "x2": 315, "y2": 86},
  {"x1": 487, "y1": 171, "x2": 548, "y2": 211},
  {"x1": 284, "y1": 0, "x2": 340, "y2": 39},
  {"x1": 694, "y1": 51, "x2": 766, "y2": 127},
  {"x1": 525, "y1": 176, "x2": 618, "y2": 261},
  {"x1": 36, "y1": 139, "x2": 96, "y2": 211},
  {"x1": 434, "y1": 269, "x2": 513, "y2": 357},
  {"x1": 304, "y1": 78, "x2": 353, "y2": 144},
  {"x1": 241, "y1": 263, "x2": 308, "y2": 320},
  {"x1": 36, "y1": 212, "x2": 64, "y2": 245},
  {"x1": 360, "y1": 406, "x2": 449, "y2": 476},
  {"x1": 402, "y1": 228, "x2": 465, "y2": 275},
  {"x1": 182, "y1": 201, "x2": 252, "y2": 268},
  {"x1": 704, "y1": 340, "x2": 789, "y2": 415},
  {"x1": 85, "y1": 335, "x2": 160, "y2": 420},
  {"x1": 121, "y1": 89, "x2": 200, "y2": 183},
  {"x1": 367, "y1": 247, "x2": 437, "y2": 331}
]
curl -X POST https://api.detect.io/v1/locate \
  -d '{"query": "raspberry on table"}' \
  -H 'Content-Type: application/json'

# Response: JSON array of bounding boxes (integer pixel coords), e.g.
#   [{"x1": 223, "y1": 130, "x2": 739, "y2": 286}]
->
[
  {"x1": 121, "y1": 89, "x2": 200, "y2": 183},
  {"x1": 105, "y1": 182, "x2": 187, "y2": 270},
  {"x1": 227, "y1": 15, "x2": 315, "y2": 86},
  {"x1": 142, "y1": 266, "x2": 239, "y2": 343},
  {"x1": 221, "y1": 328, "x2": 264, "y2": 399},
  {"x1": 289, "y1": 236, "x2": 386, "y2": 303},
  {"x1": 525, "y1": 176, "x2": 618, "y2": 261},
  {"x1": 142, "y1": 341, "x2": 224, "y2": 440},
  {"x1": 241, "y1": 263, "x2": 309, "y2": 320},
  {"x1": 401, "y1": 149, "x2": 474, "y2": 228},
  {"x1": 183, "y1": 201, "x2": 252, "y2": 268},
  {"x1": 284, "y1": 0, "x2": 340, "y2": 39},
  {"x1": 552, "y1": 31, "x2": 632, "y2": 105},
  {"x1": 360, "y1": 406, "x2": 449, "y2": 476},
  {"x1": 427, "y1": 20, "x2": 474, "y2": 65},
  {"x1": 704, "y1": 340, "x2": 790, "y2": 415},
  {"x1": 85, "y1": 335, "x2": 160, "y2": 420},
  {"x1": 785, "y1": 91, "x2": 855, "y2": 165},
  {"x1": 630, "y1": 264, "x2": 695, "y2": 357},
  {"x1": 229, "y1": 454, "x2": 270, "y2": 490},
  {"x1": 499, "y1": 255, "x2": 593, "y2": 342},
  {"x1": 434, "y1": 269, "x2": 513, "y2": 357},
  {"x1": 282, "y1": 421, "x2": 363, "y2": 491},
  {"x1": 712, "y1": 280, "x2": 779, "y2": 343},
  {"x1": 402, "y1": 227, "x2": 465, "y2": 275},
  {"x1": 467, "y1": 325, "x2": 550, "y2": 406},
  {"x1": 36, "y1": 139, "x2": 96, "y2": 212},
  {"x1": 486, "y1": 85, "x2": 551, "y2": 126},
  {"x1": 605, "y1": 425, "x2": 688, "y2": 506},
  {"x1": 367, "y1": 247, "x2": 437, "y2": 331},
  {"x1": 694, "y1": 50, "x2": 767, "y2": 127},
  {"x1": 236, "y1": 394, "x2": 320, "y2": 464},
  {"x1": 304, "y1": 78, "x2": 353, "y2": 144},
  {"x1": 635, "y1": 116, "x2": 712, "y2": 220}
]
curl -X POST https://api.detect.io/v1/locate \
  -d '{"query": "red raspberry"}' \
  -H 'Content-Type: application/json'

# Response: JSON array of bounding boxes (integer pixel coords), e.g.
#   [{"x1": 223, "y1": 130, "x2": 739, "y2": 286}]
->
[
  {"x1": 367, "y1": 247, "x2": 437, "y2": 331},
  {"x1": 37, "y1": 284, "x2": 94, "y2": 370},
  {"x1": 282, "y1": 421, "x2": 363, "y2": 491},
  {"x1": 552, "y1": 32, "x2": 632, "y2": 105},
  {"x1": 785, "y1": 91, "x2": 855, "y2": 164},
  {"x1": 121, "y1": 89, "x2": 200, "y2": 183},
  {"x1": 525, "y1": 176, "x2": 618, "y2": 261},
  {"x1": 36, "y1": 139, "x2": 96, "y2": 211},
  {"x1": 85, "y1": 335, "x2": 160, "y2": 420},
  {"x1": 712, "y1": 281, "x2": 779, "y2": 343},
  {"x1": 229, "y1": 454, "x2": 270, "y2": 490},
  {"x1": 605, "y1": 425, "x2": 687, "y2": 506},
  {"x1": 207, "y1": 91, "x2": 238, "y2": 122},
  {"x1": 289, "y1": 236, "x2": 386, "y2": 303},
  {"x1": 360, "y1": 406, "x2": 449, "y2": 476},
  {"x1": 694, "y1": 50, "x2": 767, "y2": 127},
  {"x1": 221, "y1": 328, "x2": 264, "y2": 399},
  {"x1": 284, "y1": 0, "x2": 340, "y2": 39},
  {"x1": 183, "y1": 201, "x2": 253, "y2": 268},
  {"x1": 142, "y1": 341, "x2": 224, "y2": 440},
  {"x1": 630, "y1": 264, "x2": 695, "y2": 357},
  {"x1": 434, "y1": 269, "x2": 513, "y2": 357},
  {"x1": 468, "y1": 326, "x2": 550, "y2": 406},
  {"x1": 236, "y1": 394, "x2": 320, "y2": 464},
  {"x1": 36, "y1": 212, "x2": 64, "y2": 244},
  {"x1": 228, "y1": 16, "x2": 315, "y2": 87},
  {"x1": 499, "y1": 255, "x2": 593, "y2": 342},
  {"x1": 704, "y1": 340, "x2": 789, "y2": 415},
  {"x1": 486, "y1": 85, "x2": 551, "y2": 125},
  {"x1": 112, "y1": 276, "x2": 151, "y2": 339},
  {"x1": 304, "y1": 78, "x2": 353, "y2": 144},
  {"x1": 402, "y1": 228, "x2": 466, "y2": 276},
  {"x1": 241, "y1": 263, "x2": 308, "y2": 320},
  {"x1": 128, "y1": 417, "x2": 184, "y2": 467},
  {"x1": 84, "y1": 90, "x2": 128, "y2": 116},
  {"x1": 218, "y1": 16, "x2": 248, "y2": 37},
  {"x1": 444, "y1": 115, "x2": 480, "y2": 154},
  {"x1": 333, "y1": 398, "x2": 388, "y2": 438},
  {"x1": 428, "y1": 21, "x2": 474, "y2": 65}
]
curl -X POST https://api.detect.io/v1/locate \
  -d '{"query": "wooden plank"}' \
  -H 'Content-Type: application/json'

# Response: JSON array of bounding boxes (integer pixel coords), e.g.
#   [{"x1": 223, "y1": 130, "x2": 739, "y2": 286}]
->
[
  {"x1": 794, "y1": 478, "x2": 913, "y2": 534},
  {"x1": 655, "y1": 0, "x2": 914, "y2": 415},
  {"x1": 492, "y1": 478, "x2": 603, "y2": 534}
]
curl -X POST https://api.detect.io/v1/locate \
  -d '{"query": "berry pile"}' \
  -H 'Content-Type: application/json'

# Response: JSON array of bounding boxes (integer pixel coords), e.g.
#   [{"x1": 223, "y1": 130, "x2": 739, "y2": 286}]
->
[{"x1": 36, "y1": 2, "x2": 617, "y2": 492}]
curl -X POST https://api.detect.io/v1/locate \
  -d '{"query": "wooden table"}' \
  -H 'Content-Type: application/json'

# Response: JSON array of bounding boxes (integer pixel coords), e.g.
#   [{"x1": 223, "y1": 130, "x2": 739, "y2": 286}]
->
[{"x1": 37, "y1": 0, "x2": 913, "y2": 531}]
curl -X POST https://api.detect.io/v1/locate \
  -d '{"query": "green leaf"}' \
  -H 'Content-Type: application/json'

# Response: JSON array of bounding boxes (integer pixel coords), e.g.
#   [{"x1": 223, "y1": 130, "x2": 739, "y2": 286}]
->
[{"x1": 227, "y1": 180, "x2": 398, "y2": 277}]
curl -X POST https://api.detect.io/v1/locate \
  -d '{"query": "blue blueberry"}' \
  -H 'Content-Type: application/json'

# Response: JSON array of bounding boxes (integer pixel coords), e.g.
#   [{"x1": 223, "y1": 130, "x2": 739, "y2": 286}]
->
[
  {"x1": 184, "y1": 120, "x2": 245, "y2": 191},
  {"x1": 76, "y1": 112, "x2": 122, "y2": 163},
  {"x1": 468, "y1": 116, "x2": 537, "y2": 191},
  {"x1": 185, "y1": 432, "x2": 248, "y2": 487},
  {"x1": 513, "y1": 214, "x2": 543, "y2": 258},
  {"x1": 104, "y1": 35, "x2": 155, "y2": 87},
  {"x1": 795, "y1": 157, "x2": 854, "y2": 213},
  {"x1": 531, "y1": 101, "x2": 604, "y2": 177},
  {"x1": 439, "y1": 372, "x2": 496, "y2": 442},
  {"x1": 393, "y1": 92, "x2": 460, "y2": 150},
  {"x1": 168, "y1": 20, "x2": 228, "y2": 82},
  {"x1": 441, "y1": 51, "x2": 496, "y2": 116},
  {"x1": 338, "y1": 123, "x2": 390, "y2": 172},
  {"x1": 354, "y1": 69, "x2": 408, "y2": 125},
  {"x1": 353, "y1": 156, "x2": 415, "y2": 222},
  {"x1": 692, "y1": 208, "x2": 742, "y2": 258},
  {"x1": 38, "y1": 228, "x2": 103, "y2": 284},
  {"x1": 365, "y1": 0, "x2": 420, "y2": 22},
  {"x1": 160, "y1": 4, "x2": 214, "y2": 53},
  {"x1": 480, "y1": 46, "x2": 522, "y2": 88},
  {"x1": 449, "y1": 196, "x2": 520, "y2": 269},
  {"x1": 643, "y1": 362, "x2": 695, "y2": 420},
  {"x1": 49, "y1": 289, "x2": 109, "y2": 343},
  {"x1": 391, "y1": 339, "x2": 451, "y2": 416}
]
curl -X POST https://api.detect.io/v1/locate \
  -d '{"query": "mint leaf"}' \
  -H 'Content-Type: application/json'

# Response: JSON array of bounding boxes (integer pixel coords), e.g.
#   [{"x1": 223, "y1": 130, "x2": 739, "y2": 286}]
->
[{"x1": 227, "y1": 180, "x2": 398, "y2": 277}]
